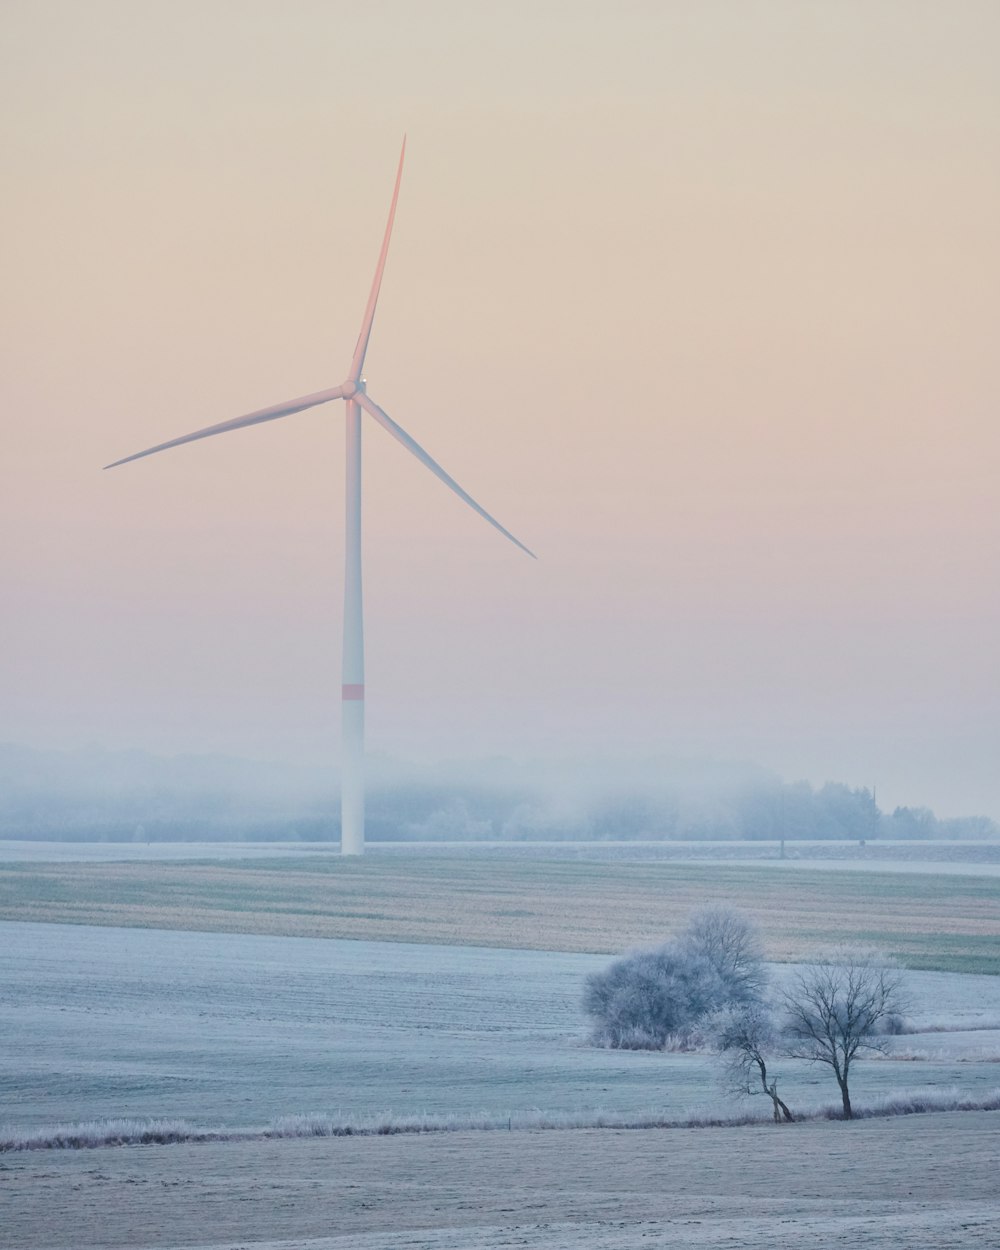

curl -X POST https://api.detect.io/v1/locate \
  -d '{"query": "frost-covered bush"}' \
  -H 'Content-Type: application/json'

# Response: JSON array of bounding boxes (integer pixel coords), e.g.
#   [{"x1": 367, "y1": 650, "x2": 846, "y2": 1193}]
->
[
  {"x1": 677, "y1": 906, "x2": 767, "y2": 1000},
  {"x1": 584, "y1": 908, "x2": 765, "y2": 1048},
  {"x1": 583, "y1": 947, "x2": 729, "y2": 1048}
]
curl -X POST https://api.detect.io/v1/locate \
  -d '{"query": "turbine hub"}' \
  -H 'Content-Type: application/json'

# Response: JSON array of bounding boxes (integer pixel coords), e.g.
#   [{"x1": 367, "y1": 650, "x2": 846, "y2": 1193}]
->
[{"x1": 341, "y1": 378, "x2": 366, "y2": 399}]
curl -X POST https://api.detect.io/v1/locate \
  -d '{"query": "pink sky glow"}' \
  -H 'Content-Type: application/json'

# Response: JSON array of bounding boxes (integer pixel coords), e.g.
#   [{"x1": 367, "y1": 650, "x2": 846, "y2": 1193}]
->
[{"x1": 2, "y1": 1, "x2": 998, "y2": 816}]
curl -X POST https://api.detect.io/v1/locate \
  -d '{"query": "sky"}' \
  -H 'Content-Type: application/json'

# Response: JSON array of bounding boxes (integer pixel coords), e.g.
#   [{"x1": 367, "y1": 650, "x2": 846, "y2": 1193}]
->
[{"x1": 2, "y1": 1, "x2": 999, "y2": 818}]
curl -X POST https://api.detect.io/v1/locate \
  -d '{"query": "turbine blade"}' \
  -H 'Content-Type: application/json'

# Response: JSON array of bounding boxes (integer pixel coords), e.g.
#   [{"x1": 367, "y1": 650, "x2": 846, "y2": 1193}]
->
[
  {"x1": 104, "y1": 385, "x2": 346, "y2": 469},
  {"x1": 349, "y1": 138, "x2": 406, "y2": 381},
  {"x1": 356, "y1": 391, "x2": 536, "y2": 559}
]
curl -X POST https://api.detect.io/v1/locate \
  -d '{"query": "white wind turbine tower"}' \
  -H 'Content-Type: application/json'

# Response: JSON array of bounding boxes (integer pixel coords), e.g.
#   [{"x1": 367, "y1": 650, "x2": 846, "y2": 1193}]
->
[{"x1": 105, "y1": 141, "x2": 535, "y2": 855}]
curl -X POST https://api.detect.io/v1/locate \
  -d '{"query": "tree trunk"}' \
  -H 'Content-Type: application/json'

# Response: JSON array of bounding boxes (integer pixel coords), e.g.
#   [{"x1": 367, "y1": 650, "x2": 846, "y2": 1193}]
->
[
  {"x1": 839, "y1": 1080, "x2": 852, "y2": 1119},
  {"x1": 767, "y1": 1081, "x2": 795, "y2": 1123}
]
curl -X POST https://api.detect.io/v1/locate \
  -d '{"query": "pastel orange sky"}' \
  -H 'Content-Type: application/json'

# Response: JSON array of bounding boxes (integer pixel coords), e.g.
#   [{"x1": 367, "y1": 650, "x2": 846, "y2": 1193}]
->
[{"x1": 2, "y1": 1, "x2": 998, "y2": 815}]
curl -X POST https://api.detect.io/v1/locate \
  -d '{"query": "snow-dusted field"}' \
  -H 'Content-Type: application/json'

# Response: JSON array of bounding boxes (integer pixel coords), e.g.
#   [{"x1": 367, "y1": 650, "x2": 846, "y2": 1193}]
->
[
  {"x1": 4, "y1": 1114, "x2": 1000, "y2": 1249},
  {"x1": 4, "y1": 837, "x2": 1000, "y2": 874},
  {"x1": 4, "y1": 919, "x2": 1000, "y2": 1249},
  {"x1": 4, "y1": 920, "x2": 999, "y2": 1137}
]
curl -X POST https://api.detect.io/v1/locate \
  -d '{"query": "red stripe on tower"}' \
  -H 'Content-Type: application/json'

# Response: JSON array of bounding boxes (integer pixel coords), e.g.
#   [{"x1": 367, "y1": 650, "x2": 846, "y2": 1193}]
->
[{"x1": 342, "y1": 684, "x2": 365, "y2": 701}]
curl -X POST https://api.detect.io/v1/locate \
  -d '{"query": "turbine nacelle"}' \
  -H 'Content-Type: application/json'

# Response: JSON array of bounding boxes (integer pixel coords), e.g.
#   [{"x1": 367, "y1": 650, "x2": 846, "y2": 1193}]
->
[{"x1": 341, "y1": 378, "x2": 366, "y2": 399}]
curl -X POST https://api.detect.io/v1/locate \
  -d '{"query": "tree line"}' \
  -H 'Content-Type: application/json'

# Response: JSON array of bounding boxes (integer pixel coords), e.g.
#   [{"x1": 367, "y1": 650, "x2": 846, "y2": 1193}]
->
[{"x1": 1, "y1": 742, "x2": 994, "y2": 841}]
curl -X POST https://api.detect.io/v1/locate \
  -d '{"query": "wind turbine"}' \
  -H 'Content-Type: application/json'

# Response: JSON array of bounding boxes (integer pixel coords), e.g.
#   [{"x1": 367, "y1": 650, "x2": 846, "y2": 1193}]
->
[{"x1": 105, "y1": 140, "x2": 535, "y2": 855}]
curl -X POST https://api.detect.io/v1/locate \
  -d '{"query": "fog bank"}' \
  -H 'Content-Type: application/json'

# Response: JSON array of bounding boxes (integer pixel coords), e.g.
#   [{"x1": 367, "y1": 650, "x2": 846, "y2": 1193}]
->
[{"x1": 1, "y1": 743, "x2": 994, "y2": 844}]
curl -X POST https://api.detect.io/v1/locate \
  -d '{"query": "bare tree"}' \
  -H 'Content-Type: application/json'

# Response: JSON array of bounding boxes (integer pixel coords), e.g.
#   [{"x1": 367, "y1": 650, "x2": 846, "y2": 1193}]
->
[
  {"x1": 712, "y1": 1001, "x2": 795, "y2": 1122},
  {"x1": 782, "y1": 949, "x2": 908, "y2": 1119}
]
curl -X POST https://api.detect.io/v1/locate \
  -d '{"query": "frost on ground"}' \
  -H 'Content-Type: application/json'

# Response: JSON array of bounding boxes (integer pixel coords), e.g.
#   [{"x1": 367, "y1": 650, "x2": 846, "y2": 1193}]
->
[
  {"x1": 5, "y1": 838, "x2": 1000, "y2": 872},
  {"x1": 5, "y1": 921, "x2": 1000, "y2": 1136},
  {"x1": 4, "y1": 1087, "x2": 1000, "y2": 1153},
  {"x1": 3, "y1": 908, "x2": 1000, "y2": 1248},
  {"x1": 3, "y1": 1113, "x2": 1000, "y2": 1250}
]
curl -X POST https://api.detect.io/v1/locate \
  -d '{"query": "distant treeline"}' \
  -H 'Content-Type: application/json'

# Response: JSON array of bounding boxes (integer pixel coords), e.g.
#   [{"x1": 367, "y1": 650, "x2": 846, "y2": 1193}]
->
[
  {"x1": 0, "y1": 743, "x2": 995, "y2": 842},
  {"x1": 372, "y1": 779, "x2": 997, "y2": 843}
]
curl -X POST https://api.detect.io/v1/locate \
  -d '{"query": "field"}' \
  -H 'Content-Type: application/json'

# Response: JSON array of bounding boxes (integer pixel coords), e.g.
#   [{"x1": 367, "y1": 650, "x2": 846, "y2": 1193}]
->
[
  {"x1": 3, "y1": 846, "x2": 1000, "y2": 1248},
  {"x1": 1, "y1": 851, "x2": 998, "y2": 970},
  {"x1": 4, "y1": 1114, "x2": 1000, "y2": 1248},
  {"x1": 6, "y1": 919, "x2": 1000, "y2": 1137}
]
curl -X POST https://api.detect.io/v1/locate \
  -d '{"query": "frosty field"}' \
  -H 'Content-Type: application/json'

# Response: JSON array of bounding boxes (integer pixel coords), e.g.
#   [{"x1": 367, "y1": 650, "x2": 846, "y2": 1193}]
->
[
  {"x1": 4, "y1": 919, "x2": 1000, "y2": 1138},
  {"x1": 3, "y1": 917, "x2": 1000, "y2": 1249},
  {"x1": 4, "y1": 837, "x2": 1000, "y2": 871},
  {"x1": 11, "y1": 832, "x2": 1000, "y2": 1238},
  {"x1": 4, "y1": 1113, "x2": 1000, "y2": 1250},
  {"x1": 3, "y1": 848, "x2": 1000, "y2": 1249}
]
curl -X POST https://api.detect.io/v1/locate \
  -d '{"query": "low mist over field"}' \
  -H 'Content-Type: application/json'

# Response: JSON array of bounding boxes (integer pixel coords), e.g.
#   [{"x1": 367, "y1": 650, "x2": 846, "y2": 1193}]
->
[{"x1": 2, "y1": 742, "x2": 995, "y2": 843}]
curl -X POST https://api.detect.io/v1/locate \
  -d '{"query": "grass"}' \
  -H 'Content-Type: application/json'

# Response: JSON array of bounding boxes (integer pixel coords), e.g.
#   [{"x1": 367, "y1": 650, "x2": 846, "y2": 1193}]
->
[
  {"x1": 1, "y1": 854, "x2": 998, "y2": 971},
  {"x1": 5, "y1": 1088, "x2": 1000, "y2": 1153}
]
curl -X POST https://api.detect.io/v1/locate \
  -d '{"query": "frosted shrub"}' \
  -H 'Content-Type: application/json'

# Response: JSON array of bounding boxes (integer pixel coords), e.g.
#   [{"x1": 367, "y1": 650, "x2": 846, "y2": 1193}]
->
[
  {"x1": 678, "y1": 906, "x2": 767, "y2": 1000},
  {"x1": 584, "y1": 908, "x2": 765, "y2": 1049}
]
